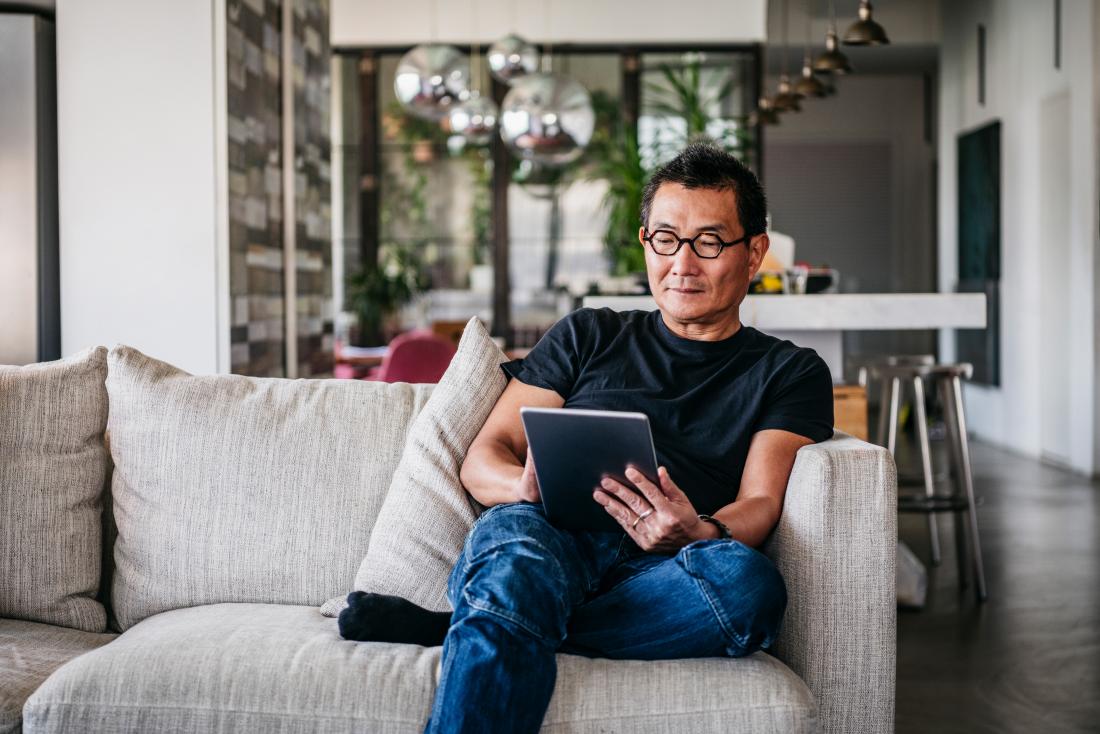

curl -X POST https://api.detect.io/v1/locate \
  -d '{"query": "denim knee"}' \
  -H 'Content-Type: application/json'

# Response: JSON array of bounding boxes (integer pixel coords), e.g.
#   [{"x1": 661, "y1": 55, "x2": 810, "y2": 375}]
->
[
  {"x1": 448, "y1": 502, "x2": 576, "y2": 644},
  {"x1": 676, "y1": 539, "x2": 787, "y2": 657}
]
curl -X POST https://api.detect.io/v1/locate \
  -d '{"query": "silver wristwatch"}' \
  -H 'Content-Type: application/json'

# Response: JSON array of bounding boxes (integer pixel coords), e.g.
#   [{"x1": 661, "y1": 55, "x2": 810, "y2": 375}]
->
[{"x1": 697, "y1": 514, "x2": 732, "y2": 539}]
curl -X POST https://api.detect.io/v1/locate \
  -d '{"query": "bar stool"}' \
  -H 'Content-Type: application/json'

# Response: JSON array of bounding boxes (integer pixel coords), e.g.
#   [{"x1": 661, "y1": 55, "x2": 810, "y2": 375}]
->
[{"x1": 870, "y1": 361, "x2": 988, "y2": 603}]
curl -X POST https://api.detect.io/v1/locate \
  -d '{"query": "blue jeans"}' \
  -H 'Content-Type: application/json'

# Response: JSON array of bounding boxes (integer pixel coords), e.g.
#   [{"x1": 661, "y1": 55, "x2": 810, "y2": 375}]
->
[{"x1": 423, "y1": 501, "x2": 787, "y2": 734}]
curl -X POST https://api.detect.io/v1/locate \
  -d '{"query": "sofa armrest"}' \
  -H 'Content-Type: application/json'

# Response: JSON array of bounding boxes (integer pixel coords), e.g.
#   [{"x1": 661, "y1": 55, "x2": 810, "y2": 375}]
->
[{"x1": 763, "y1": 431, "x2": 897, "y2": 734}]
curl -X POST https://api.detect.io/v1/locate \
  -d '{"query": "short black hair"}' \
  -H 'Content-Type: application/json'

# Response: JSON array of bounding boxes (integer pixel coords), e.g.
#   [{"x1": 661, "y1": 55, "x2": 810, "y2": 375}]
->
[{"x1": 640, "y1": 143, "x2": 767, "y2": 237}]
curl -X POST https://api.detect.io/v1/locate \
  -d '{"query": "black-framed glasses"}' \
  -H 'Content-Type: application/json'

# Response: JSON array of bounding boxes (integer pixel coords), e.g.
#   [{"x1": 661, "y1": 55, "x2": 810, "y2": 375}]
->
[{"x1": 642, "y1": 228, "x2": 753, "y2": 259}]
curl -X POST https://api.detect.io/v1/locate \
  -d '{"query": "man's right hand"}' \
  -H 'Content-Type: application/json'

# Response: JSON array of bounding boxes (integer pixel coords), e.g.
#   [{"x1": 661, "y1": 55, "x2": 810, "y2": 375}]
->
[
  {"x1": 459, "y1": 377, "x2": 563, "y2": 507},
  {"x1": 513, "y1": 450, "x2": 541, "y2": 504}
]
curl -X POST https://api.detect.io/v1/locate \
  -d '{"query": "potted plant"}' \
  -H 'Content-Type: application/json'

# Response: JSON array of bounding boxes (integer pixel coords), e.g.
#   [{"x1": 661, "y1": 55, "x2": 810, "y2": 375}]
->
[
  {"x1": 583, "y1": 57, "x2": 756, "y2": 281},
  {"x1": 344, "y1": 246, "x2": 428, "y2": 346}
]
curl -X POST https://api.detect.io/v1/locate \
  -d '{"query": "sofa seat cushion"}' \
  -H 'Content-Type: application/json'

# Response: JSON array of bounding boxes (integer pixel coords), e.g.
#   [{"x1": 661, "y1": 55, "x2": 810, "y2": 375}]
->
[
  {"x1": 0, "y1": 618, "x2": 116, "y2": 734},
  {"x1": 23, "y1": 603, "x2": 816, "y2": 733}
]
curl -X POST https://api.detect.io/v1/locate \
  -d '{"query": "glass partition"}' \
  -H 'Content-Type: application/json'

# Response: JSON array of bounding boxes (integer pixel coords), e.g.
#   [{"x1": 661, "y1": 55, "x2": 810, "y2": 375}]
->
[{"x1": 333, "y1": 44, "x2": 760, "y2": 348}]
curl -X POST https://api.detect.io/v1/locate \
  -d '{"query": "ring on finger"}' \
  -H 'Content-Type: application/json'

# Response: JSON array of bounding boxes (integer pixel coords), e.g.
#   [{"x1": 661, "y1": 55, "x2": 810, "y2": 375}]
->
[{"x1": 632, "y1": 508, "x2": 654, "y2": 529}]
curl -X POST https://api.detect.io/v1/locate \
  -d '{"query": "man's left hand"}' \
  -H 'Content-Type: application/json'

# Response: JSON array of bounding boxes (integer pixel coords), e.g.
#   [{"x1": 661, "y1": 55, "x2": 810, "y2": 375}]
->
[{"x1": 593, "y1": 466, "x2": 715, "y2": 553}]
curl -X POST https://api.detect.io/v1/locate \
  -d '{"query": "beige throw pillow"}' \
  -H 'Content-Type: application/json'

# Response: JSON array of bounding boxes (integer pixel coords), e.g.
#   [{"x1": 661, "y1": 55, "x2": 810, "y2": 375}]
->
[
  {"x1": 0, "y1": 347, "x2": 110, "y2": 632},
  {"x1": 105, "y1": 345, "x2": 433, "y2": 631},
  {"x1": 321, "y1": 317, "x2": 507, "y2": 617}
]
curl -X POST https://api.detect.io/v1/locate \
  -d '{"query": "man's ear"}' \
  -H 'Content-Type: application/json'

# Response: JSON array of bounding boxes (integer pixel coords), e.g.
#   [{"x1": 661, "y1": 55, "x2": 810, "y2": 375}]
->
[
  {"x1": 638, "y1": 226, "x2": 647, "y2": 246},
  {"x1": 747, "y1": 233, "x2": 770, "y2": 280}
]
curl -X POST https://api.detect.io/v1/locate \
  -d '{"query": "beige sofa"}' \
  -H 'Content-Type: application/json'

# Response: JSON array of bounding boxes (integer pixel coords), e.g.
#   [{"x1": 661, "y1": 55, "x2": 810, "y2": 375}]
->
[{"x1": 1, "y1": 322, "x2": 897, "y2": 734}]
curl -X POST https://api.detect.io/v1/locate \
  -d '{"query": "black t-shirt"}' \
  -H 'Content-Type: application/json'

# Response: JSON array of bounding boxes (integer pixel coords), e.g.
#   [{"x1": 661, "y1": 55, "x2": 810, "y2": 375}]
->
[{"x1": 501, "y1": 307, "x2": 834, "y2": 516}]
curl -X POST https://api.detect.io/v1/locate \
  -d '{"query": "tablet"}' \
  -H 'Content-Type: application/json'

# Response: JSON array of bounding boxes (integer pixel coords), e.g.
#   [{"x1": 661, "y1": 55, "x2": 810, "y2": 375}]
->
[{"x1": 520, "y1": 406, "x2": 660, "y2": 533}]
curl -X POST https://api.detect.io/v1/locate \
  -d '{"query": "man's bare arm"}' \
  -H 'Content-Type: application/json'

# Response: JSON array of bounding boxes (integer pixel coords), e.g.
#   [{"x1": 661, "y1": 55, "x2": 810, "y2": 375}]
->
[
  {"x1": 459, "y1": 378, "x2": 564, "y2": 507},
  {"x1": 704, "y1": 429, "x2": 815, "y2": 547}
]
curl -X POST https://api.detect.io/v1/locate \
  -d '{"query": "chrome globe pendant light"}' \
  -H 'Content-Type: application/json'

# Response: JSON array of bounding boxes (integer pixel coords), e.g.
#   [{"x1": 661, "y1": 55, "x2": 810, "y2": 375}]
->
[
  {"x1": 793, "y1": 0, "x2": 826, "y2": 98},
  {"x1": 771, "y1": 0, "x2": 803, "y2": 113},
  {"x1": 499, "y1": 4, "x2": 594, "y2": 165},
  {"x1": 394, "y1": 0, "x2": 470, "y2": 120},
  {"x1": 814, "y1": 0, "x2": 853, "y2": 74},
  {"x1": 446, "y1": 0, "x2": 499, "y2": 144},
  {"x1": 487, "y1": 0, "x2": 539, "y2": 84},
  {"x1": 843, "y1": 0, "x2": 890, "y2": 46}
]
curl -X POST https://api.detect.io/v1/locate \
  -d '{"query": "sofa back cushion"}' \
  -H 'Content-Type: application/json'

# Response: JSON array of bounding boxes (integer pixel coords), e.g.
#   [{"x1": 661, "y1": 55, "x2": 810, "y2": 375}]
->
[
  {"x1": 0, "y1": 347, "x2": 109, "y2": 632},
  {"x1": 105, "y1": 345, "x2": 432, "y2": 631}
]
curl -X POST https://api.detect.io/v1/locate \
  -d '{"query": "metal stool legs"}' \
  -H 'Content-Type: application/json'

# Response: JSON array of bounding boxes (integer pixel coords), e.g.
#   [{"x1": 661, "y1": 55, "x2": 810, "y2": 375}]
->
[
  {"x1": 939, "y1": 373, "x2": 988, "y2": 603},
  {"x1": 912, "y1": 375, "x2": 943, "y2": 566},
  {"x1": 873, "y1": 361, "x2": 988, "y2": 601},
  {"x1": 878, "y1": 373, "x2": 942, "y2": 566}
]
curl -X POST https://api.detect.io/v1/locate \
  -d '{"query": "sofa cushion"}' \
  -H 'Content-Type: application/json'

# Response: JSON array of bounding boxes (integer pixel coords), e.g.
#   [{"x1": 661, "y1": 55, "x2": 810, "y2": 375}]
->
[
  {"x1": 0, "y1": 617, "x2": 116, "y2": 734},
  {"x1": 104, "y1": 346, "x2": 433, "y2": 631},
  {"x1": 24, "y1": 603, "x2": 817, "y2": 733},
  {"x1": 0, "y1": 347, "x2": 109, "y2": 632},
  {"x1": 322, "y1": 316, "x2": 508, "y2": 617}
]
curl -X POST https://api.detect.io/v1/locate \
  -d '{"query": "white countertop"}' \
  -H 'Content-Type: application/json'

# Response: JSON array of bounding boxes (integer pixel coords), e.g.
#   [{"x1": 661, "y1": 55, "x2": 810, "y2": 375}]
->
[{"x1": 582, "y1": 293, "x2": 987, "y2": 330}]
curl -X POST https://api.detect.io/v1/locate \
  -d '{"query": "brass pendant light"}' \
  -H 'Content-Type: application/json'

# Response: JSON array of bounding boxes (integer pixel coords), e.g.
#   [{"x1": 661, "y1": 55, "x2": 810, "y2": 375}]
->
[
  {"x1": 753, "y1": 96, "x2": 781, "y2": 126},
  {"x1": 755, "y1": 7, "x2": 779, "y2": 124},
  {"x1": 843, "y1": 0, "x2": 891, "y2": 46},
  {"x1": 771, "y1": 0, "x2": 803, "y2": 112},
  {"x1": 793, "y1": 0, "x2": 826, "y2": 98},
  {"x1": 772, "y1": 76, "x2": 802, "y2": 112},
  {"x1": 814, "y1": 1, "x2": 853, "y2": 74},
  {"x1": 794, "y1": 58, "x2": 827, "y2": 97}
]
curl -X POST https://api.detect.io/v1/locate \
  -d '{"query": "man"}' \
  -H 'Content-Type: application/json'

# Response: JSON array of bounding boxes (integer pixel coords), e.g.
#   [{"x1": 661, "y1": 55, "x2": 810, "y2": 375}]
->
[{"x1": 340, "y1": 143, "x2": 834, "y2": 733}]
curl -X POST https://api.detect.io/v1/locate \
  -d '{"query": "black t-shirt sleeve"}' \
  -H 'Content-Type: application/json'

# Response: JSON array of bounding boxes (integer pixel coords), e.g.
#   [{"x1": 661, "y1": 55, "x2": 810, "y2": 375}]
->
[
  {"x1": 754, "y1": 350, "x2": 835, "y2": 443},
  {"x1": 499, "y1": 310, "x2": 591, "y2": 399}
]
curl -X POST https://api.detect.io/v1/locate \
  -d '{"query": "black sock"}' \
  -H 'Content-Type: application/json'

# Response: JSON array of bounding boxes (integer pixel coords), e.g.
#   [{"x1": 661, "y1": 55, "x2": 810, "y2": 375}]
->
[{"x1": 337, "y1": 591, "x2": 451, "y2": 646}]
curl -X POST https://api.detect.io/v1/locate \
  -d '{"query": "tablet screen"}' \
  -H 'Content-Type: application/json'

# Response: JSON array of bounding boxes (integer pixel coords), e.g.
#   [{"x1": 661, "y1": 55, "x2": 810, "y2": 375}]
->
[{"x1": 520, "y1": 407, "x2": 659, "y2": 532}]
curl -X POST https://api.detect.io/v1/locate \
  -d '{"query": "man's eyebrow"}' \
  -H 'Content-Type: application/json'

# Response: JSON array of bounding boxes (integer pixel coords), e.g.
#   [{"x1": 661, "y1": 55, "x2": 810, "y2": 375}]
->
[{"x1": 652, "y1": 221, "x2": 731, "y2": 234}]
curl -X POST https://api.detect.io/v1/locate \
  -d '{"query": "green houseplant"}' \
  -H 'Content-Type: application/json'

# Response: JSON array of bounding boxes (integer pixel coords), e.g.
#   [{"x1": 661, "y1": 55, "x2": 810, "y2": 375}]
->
[
  {"x1": 585, "y1": 56, "x2": 755, "y2": 277},
  {"x1": 344, "y1": 246, "x2": 428, "y2": 346}
]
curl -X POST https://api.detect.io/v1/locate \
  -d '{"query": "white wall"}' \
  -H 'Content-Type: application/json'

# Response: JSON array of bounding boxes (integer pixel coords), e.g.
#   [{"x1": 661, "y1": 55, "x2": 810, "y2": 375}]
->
[
  {"x1": 330, "y1": 0, "x2": 766, "y2": 47},
  {"x1": 56, "y1": 0, "x2": 227, "y2": 375},
  {"x1": 938, "y1": 0, "x2": 1099, "y2": 475}
]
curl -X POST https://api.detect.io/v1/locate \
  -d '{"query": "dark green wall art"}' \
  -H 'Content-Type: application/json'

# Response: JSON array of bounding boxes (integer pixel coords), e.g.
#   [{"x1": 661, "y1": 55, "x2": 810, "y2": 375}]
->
[{"x1": 956, "y1": 120, "x2": 1001, "y2": 386}]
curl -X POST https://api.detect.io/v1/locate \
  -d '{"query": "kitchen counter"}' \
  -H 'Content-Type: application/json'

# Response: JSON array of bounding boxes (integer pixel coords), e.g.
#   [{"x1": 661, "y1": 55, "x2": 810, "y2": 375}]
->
[{"x1": 582, "y1": 293, "x2": 987, "y2": 380}]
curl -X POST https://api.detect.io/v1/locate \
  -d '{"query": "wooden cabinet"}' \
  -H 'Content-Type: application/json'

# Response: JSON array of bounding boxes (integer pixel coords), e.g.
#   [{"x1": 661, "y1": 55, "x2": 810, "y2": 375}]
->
[{"x1": 833, "y1": 384, "x2": 869, "y2": 441}]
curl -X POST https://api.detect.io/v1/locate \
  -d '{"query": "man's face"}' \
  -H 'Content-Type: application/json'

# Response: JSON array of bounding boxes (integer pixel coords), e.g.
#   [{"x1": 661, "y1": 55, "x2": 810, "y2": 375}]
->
[{"x1": 640, "y1": 182, "x2": 769, "y2": 326}]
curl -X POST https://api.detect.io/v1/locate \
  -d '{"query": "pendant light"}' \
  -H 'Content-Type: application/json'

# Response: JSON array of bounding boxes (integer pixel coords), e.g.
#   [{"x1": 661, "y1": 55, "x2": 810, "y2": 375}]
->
[
  {"x1": 771, "y1": 0, "x2": 802, "y2": 112},
  {"x1": 487, "y1": 0, "x2": 539, "y2": 83},
  {"x1": 793, "y1": 0, "x2": 826, "y2": 98},
  {"x1": 752, "y1": 96, "x2": 781, "y2": 126},
  {"x1": 446, "y1": 0, "x2": 500, "y2": 144},
  {"x1": 394, "y1": 0, "x2": 470, "y2": 120},
  {"x1": 814, "y1": 0, "x2": 853, "y2": 73},
  {"x1": 753, "y1": 11, "x2": 780, "y2": 125},
  {"x1": 499, "y1": 2, "x2": 594, "y2": 164},
  {"x1": 843, "y1": 0, "x2": 890, "y2": 46}
]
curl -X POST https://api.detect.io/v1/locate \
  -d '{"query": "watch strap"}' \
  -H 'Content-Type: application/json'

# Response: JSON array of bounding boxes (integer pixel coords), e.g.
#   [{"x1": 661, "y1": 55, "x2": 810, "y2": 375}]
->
[{"x1": 697, "y1": 513, "x2": 732, "y2": 539}]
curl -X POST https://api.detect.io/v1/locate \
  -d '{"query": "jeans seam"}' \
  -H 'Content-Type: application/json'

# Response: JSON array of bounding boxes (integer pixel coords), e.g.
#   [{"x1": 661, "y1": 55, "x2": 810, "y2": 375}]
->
[
  {"x1": 681, "y1": 545, "x2": 749, "y2": 652},
  {"x1": 462, "y1": 592, "x2": 556, "y2": 644},
  {"x1": 458, "y1": 532, "x2": 571, "y2": 645}
]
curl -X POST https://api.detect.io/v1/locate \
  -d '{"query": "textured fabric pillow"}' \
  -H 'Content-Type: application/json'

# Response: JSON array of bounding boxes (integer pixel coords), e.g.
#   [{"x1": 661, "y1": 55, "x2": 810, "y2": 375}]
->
[
  {"x1": 321, "y1": 317, "x2": 507, "y2": 617},
  {"x1": 0, "y1": 347, "x2": 110, "y2": 632},
  {"x1": 105, "y1": 346, "x2": 433, "y2": 631}
]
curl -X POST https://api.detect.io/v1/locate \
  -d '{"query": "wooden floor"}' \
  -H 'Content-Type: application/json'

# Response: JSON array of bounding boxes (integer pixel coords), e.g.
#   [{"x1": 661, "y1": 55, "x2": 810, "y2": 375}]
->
[{"x1": 893, "y1": 437, "x2": 1100, "y2": 733}]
